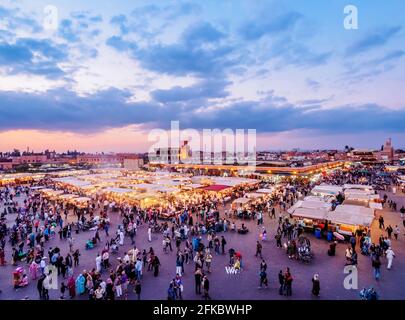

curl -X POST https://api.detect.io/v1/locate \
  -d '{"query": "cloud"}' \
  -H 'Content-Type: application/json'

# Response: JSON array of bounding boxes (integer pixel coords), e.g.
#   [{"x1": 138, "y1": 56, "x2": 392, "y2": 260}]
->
[
  {"x1": 0, "y1": 38, "x2": 68, "y2": 78},
  {"x1": 346, "y1": 26, "x2": 402, "y2": 55},
  {"x1": 151, "y1": 79, "x2": 230, "y2": 103},
  {"x1": 343, "y1": 49, "x2": 405, "y2": 83},
  {"x1": 269, "y1": 36, "x2": 332, "y2": 68},
  {"x1": 239, "y1": 11, "x2": 302, "y2": 41},
  {"x1": 0, "y1": 4, "x2": 42, "y2": 33},
  {"x1": 110, "y1": 14, "x2": 130, "y2": 35},
  {"x1": 305, "y1": 78, "x2": 321, "y2": 90},
  {"x1": 182, "y1": 22, "x2": 226, "y2": 46},
  {"x1": 1, "y1": 87, "x2": 404, "y2": 135},
  {"x1": 107, "y1": 22, "x2": 239, "y2": 77}
]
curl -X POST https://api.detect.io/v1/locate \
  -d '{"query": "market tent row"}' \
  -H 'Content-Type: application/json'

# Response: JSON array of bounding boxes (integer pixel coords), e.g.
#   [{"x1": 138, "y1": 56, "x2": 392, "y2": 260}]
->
[
  {"x1": 343, "y1": 184, "x2": 374, "y2": 192},
  {"x1": 311, "y1": 184, "x2": 343, "y2": 196},
  {"x1": 40, "y1": 189, "x2": 65, "y2": 199},
  {"x1": 52, "y1": 177, "x2": 93, "y2": 189},
  {"x1": 191, "y1": 176, "x2": 259, "y2": 187}
]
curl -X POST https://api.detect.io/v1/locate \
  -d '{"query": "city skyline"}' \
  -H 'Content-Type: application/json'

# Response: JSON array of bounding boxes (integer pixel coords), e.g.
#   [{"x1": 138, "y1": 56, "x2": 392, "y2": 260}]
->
[{"x1": 1, "y1": 0, "x2": 405, "y2": 152}]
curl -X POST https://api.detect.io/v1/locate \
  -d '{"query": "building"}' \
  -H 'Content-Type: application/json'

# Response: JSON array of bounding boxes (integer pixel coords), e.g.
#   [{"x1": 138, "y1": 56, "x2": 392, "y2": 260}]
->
[
  {"x1": 378, "y1": 138, "x2": 395, "y2": 162},
  {"x1": 0, "y1": 159, "x2": 13, "y2": 170},
  {"x1": 76, "y1": 153, "x2": 140, "y2": 166},
  {"x1": 13, "y1": 154, "x2": 48, "y2": 164},
  {"x1": 123, "y1": 158, "x2": 144, "y2": 170}
]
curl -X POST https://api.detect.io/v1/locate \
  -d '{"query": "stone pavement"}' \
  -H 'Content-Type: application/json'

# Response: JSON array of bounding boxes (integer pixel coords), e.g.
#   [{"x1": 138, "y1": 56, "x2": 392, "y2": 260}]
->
[{"x1": 1, "y1": 190, "x2": 404, "y2": 300}]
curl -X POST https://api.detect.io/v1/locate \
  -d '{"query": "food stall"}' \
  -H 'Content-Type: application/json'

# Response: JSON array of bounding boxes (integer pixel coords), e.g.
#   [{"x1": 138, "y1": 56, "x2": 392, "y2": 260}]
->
[
  {"x1": 69, "y1": 196, "x2": 91, "y2": 209},
  {"x1": 231, "y1": 197, "x2": 254, "y2": 210},
  {"x1": 290, "y1": 207, "x2": 329, "y2": 231},
  {"x1": 327, "y1": 204, "x2": 375, "y2": 236}
]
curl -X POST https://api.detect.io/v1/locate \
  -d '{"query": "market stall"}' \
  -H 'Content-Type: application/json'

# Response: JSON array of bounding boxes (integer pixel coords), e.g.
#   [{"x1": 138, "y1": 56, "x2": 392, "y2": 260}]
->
[{"x1": 327, "y1": 204, "x2": 375, "y2": 235}]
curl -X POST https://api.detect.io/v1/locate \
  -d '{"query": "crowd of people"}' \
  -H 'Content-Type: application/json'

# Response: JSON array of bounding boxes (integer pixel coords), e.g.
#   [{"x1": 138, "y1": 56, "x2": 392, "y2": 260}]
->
[{"x1": 0, "y1": 164, "x2": 404, "y2": 300}]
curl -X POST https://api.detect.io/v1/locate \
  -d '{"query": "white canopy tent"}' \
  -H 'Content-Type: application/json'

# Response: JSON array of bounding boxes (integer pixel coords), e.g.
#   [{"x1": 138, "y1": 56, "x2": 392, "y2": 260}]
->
[
  {"x1": 327, "y1": 204, "x2": 375, "y2": 227},
  {"x1": 311, "y1": 184, "x2": 343, "y2": 196},
  {"x1": 256, "y1": 188, "x2": 274, "y2": 194}
]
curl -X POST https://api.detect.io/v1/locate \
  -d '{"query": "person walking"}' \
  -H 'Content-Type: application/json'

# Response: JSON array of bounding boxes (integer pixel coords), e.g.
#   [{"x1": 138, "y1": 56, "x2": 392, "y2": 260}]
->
[
  {"x1": 258, "y1": 269, "x2": 268, "y2": 289},
  {"x1": 205, "y1": 250, "x2": 213, "y2": 273},
  {"x1": 134, "y1": 280, "x2": 141, "y2": 300},
  {"x1": 393, "y1": 225, "x2": 399, "y2": 240},
  {"x1": 311, "y1": 274, "x2": 320, "y2": 297},
  {"x1": 260, "y1": 259, "x2": 267, "y2": 272},
  {"x1": 37, "y1": 274, "x2": 45, "y2": 299},
  {"x1": 378, "y1": 215, "x2": 385, "y2": 229},
  {"x1": 255, "y1": 241, "x2": 263, "y2": 259},
  {"x1": 148, "y1": 227, "x2": 152, "y2": 242},
  {"x1": 176, "y1": 254, "x2": 182, "y2": 276},
  {"x1": 202, "y1": 275, "x2": 211, "y2": 300},
  {"x1": 221, "y1": 236, "x2": 227, "y2": 255},
  {"x1": 167, "y1": 283, "x2": 176, "y2": 300},
  {"x1": 95, "y1": 253, "x2": 102, "y2": 273},
  {"x1": 271, "y1": 207, "x2": 276, "y2": 219},
  {"x1": 284, "y1": 268, "x2": 293, "y2": 296},
  {"x1": 73, "y1": 249, "x2": 80, "y2": 267},
  {"x1": 194, "y1": 268, "x2": 202, "y2": 295},
  {"x1": 386, "y1": 247, "x2": 395, "y2": 270},
  {"x1": 372, "y1": 255, "x2": 382, "y2": 280},
  {"x1": 278, "y1": 270, "x2": 284, "y2": 295}
]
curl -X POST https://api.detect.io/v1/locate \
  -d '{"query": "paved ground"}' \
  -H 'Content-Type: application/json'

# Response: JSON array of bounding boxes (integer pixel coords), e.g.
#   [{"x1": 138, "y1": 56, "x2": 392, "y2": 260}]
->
[{"x1": 1, "y1": 189, "x2": 404, "y2": 300}]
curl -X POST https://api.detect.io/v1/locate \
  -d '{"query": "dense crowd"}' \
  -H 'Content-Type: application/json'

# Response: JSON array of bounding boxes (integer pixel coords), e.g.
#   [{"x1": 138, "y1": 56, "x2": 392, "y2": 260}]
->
[{"x1": 0, "y1": 165, "x2": 404, "y2": 300}]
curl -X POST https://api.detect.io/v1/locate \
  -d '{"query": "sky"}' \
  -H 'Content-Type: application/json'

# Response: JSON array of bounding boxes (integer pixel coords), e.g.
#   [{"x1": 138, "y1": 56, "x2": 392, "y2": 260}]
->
[{"x1": 0, "y1": 0, "x2": 404, "y2": 152}]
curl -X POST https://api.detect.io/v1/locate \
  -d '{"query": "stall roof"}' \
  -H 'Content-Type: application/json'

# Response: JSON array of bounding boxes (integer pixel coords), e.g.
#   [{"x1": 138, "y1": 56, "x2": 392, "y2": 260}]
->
[
  {"x1": 232, "y1": 197, "x2": 253, "y2": 204},
  {"x1": 58, "y1": 194, "x2": 78, "y2": 200},
  {"x1": 73, "y1": 197, "x2": 91, "y2": 202},
  {"x1": 245, "y1": 192, "x2": 264, "y2": 198},
  {"x1": 291, "y1": 207, "x2": 329, "y2": 220},
  {"x1": 343, "y1": 184, "x2": 373, "y2": 191},
  {"x1": 288, "y1": 199, "x2": 332, "y2": 214},
  {"x1": 311, "y1": 184, "x2": 343, "y2": 195},
  {"x1": 327, "y1": 208, "x2": 375, "y2": 227},
  {"x1": 369, "y1": 202, "x2": 383, "y2": 210},
  {"x1": 256, "y1": 188, "x2": 274, "y2": 194},
  {"x1": 200, "y1": 185, "x2": 230, "y2": 192},
  {"x1": 333, "y1": 204, "x2": 375, "y2": 217},
  {"x1": 52, "y1": 177, "x2": 92, "y2": 188},
  {"x1": 104, "y1": 187, "x2": 135, "y2": 194}
]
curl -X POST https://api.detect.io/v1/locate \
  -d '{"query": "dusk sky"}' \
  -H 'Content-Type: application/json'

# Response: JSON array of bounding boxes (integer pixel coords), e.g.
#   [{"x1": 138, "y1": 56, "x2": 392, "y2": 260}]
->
[{"x1": 0, "y1": 0, "x2": 404, "y2": 152}]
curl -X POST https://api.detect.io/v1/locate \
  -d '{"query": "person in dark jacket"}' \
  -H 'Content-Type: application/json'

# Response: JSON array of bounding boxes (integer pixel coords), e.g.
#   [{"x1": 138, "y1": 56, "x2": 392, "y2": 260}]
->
[
  {"x1": 203, "y1": 275, "x2": 211, "y2": 300},
  {"x1": 194, "y1": 268, "x2": 202, "y2": 294},
  {"x1": 37, "y1": 274, "x2": 45, "y2": 299},
  {"x1": 278, "y1": 270, "x2": 284, "y2": 295},
  {"x1": 134, "y1": 280, "x2": 141, "y2": 300},
  {"x1": 167, "y1": 283, "x2": 176, "y2": 300},
  {"x1": 312, "y1": 274, "x2": 320, "y2": 296}
]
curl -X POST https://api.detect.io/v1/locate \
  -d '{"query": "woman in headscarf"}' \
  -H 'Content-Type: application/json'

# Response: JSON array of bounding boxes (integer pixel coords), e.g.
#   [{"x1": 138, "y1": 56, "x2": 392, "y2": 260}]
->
[
  {"x1": 85, "y1": 273, "x2": 94, "y2": 292},
  {"x1": 67, "y1": 276, "x2": 76, "y2": 299},
  {"x1": 75, "y1": 273, "x2": 86, "y2": 295},
  {"x1": 311, "y1": 273, "x2": 320, "y2": 297},
  {"x1": 29, "y1": 260, "x2": 39, "y2": 280}
]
